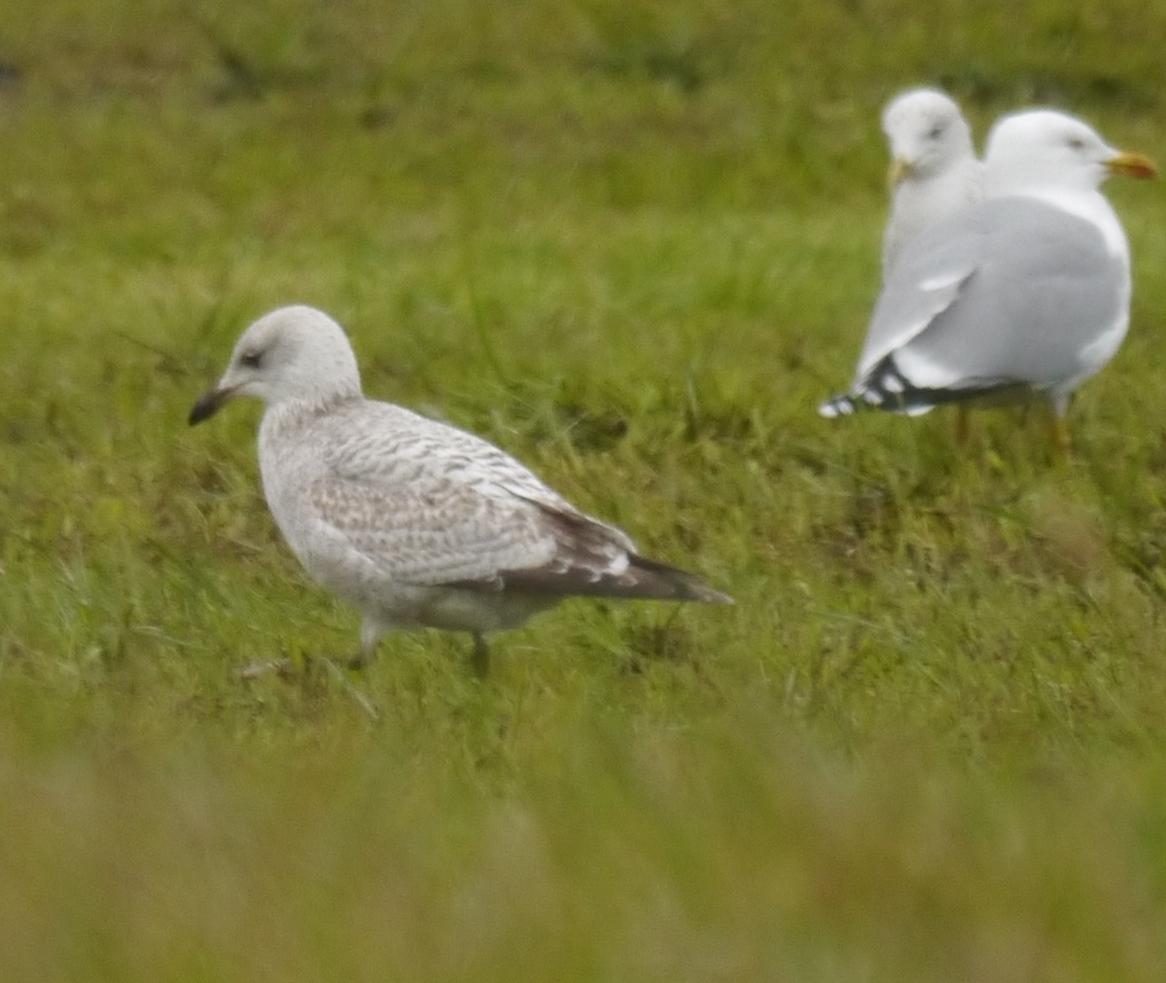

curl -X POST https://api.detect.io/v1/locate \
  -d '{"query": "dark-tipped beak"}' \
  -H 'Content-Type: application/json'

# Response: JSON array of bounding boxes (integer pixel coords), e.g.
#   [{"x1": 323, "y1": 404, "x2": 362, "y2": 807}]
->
[{"x1": 188, "y1": 388, "x2": 230, "y2": 426}]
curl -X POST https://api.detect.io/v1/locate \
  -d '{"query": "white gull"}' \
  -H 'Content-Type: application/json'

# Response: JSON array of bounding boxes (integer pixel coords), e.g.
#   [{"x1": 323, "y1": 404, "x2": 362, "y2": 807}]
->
[
  {"x1": 881, "y1": 88, "x2": 983, "y2": 278},
  {"x1": 821, "y1": 110, "x2": 1155, "y2": 452}
]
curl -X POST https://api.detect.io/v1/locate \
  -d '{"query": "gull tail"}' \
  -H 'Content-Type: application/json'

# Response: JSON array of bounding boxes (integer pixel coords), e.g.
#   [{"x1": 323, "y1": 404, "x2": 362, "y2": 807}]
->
[
  {"x1": 478, "y1": 551, "x2": 733, "y2": 604},
  {"x1": 620, "y1": 553, "x2": 734, "y2": 604}
]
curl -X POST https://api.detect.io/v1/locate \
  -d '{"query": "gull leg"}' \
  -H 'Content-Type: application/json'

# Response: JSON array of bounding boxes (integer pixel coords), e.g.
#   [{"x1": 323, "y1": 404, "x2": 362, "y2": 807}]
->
[
  {"x1": 318, "y1": 656, "x2": 380, "y2": 721},
  {"x1": 470, "y1": 633, "x2": 490, "y2": 679},
  {"x1": 1049, "y1": 395, "x2": 1072, "y2": 458},
  {"x1": 348, "y1": 617, "x2": 385, "y2": 670},
  {"x1": 955, "y1": 405, "x2": 970, "y2": 445},
  {"x1": 1051, "y1": 417, "x2": 1072, "y2": 457}
]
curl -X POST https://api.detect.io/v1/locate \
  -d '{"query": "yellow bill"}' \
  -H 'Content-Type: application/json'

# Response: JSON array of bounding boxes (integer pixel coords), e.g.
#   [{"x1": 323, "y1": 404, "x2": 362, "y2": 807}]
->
[
  {"x1": 888, "y1": 156, "x2": 914, "y2": 187},
  {"x1": 1106, "y1": 150, "x2": 1157, "y2": 179}
]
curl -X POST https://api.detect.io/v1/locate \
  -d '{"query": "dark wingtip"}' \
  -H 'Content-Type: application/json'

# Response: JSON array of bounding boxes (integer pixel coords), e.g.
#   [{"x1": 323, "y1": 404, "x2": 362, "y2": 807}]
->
[
  {"x1": 188, "y1": 389, "x2": 225, "y2": 426},
  {"x1": 627, "y1": 554, "x2": 733, "y2": 604},
  {"x1": 819, "y1": 393, "x2": 858, "y2": 419}
]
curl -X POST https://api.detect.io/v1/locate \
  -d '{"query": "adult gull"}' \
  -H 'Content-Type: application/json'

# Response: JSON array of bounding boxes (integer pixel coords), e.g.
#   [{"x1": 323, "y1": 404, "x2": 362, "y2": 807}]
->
[
  {"x1": 190, "y1": 306, "x2": 731, "y2": 675},
  {"x1": 820, "y1": 110, "x2": 1155, "y2": 452},
  {"x1": 881, "y1": 87, "x2": 983, "y2": 277}
]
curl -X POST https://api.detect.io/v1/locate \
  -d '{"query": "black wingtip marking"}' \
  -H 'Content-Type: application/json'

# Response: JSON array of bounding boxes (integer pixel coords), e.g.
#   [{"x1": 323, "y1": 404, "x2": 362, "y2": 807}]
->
[
  {"x1": 820, "y1": 356, "x2": 1022, "y2": 419},
  {"x1": 820, "y1": 357, "x2": 926, "y2": 418}
]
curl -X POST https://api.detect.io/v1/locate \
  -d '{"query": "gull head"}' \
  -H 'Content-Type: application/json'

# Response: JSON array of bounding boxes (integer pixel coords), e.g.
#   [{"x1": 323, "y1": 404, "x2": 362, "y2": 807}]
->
[
  {"x1": 189, "y1": 305, "x2": 362, "y2": 425},
  {"x1": 985, "y1": 110, "x2": 1156, "y2": 195},
  {"x1": 882, "y1": 88, "x2": 974, "y2": 186}
]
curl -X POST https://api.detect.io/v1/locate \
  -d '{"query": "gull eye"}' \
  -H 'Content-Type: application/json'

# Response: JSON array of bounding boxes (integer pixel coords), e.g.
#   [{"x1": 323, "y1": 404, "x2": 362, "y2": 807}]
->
[
  {"x1": 1067, "y1": 136, "x2": 1087, "y2": 151},
  {"x1": 927, "y1": 124, "x2": 945, "y2": 140},
  {"x1": 239, "y1": 349, "x2": 264, "y2": 369}
]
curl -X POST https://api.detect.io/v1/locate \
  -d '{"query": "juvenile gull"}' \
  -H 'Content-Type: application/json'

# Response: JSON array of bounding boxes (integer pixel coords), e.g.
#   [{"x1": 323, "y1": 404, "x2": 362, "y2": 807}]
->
[
  {"x1": 190, "y1": 306, "x2": 731, "y2": 675},
  {"x1": 881, "y1": 88, "x2": 983, "y2": 277},
  {"x1": 820, "y1": 110, "x2": 1155, "y2": 451}
]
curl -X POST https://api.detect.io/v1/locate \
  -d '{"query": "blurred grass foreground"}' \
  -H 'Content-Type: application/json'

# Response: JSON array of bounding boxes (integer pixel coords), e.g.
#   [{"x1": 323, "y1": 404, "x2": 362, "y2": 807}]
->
[{"x1": 4, "y1": 1, "x2": 1166, "y2": 979}]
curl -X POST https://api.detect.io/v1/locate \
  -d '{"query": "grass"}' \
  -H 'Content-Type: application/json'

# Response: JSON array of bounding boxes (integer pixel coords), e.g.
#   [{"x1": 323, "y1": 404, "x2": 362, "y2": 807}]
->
[{"x1": 3, "y1": 0, "x2": 1166, "y2": 978}]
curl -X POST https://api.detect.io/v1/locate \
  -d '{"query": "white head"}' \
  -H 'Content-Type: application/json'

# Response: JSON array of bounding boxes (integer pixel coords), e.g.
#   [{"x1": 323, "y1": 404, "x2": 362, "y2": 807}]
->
[
  {"x1": 189, "y1": 305, "x2": 362, "y2": 424},
  {"x1": 882, "y1": 88, "x2": 975, "y2": 186},
  {"x1": 984, "y1": 109, "x2": 1156, "y2": 195}
]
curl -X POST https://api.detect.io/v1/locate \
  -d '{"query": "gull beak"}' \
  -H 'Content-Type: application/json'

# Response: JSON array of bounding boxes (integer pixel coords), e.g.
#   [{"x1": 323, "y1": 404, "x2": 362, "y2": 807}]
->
[
  {"x1": 888, "y1": 156, "x2": 914, "y2": 187},
  {"x1": 1106, "y1": 150, "x2": 1157, "y2": 179},
  {"x1": 188, "y1": 386, "x2": 235, "y2": 426}
]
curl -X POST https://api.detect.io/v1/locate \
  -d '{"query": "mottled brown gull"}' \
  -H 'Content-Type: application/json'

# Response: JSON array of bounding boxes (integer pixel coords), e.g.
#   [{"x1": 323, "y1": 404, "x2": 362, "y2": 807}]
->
[{"x1": 190, "y1": 305, "x2": 731, "y2": 675}]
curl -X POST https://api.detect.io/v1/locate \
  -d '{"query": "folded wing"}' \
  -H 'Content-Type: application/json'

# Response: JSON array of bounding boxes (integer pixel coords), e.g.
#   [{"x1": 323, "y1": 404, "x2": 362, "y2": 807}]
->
[
  {"x1": 824, "y1": 197, "x2": 1126, "y2": 416},
  {"x1": 307, "y1": 403, "x2": 729, "y2": 603}
]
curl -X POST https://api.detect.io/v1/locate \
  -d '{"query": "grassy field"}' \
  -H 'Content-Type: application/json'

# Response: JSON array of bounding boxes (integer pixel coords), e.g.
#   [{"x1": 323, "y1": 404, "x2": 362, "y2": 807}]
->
[{"x1": 4, "y1": 0, "x2": 1166, "y2": 978}]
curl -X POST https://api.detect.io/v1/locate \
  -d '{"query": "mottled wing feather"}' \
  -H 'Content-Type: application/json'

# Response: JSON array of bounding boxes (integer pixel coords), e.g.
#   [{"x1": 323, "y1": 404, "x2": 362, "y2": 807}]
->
[
  {"x1": 306, "y1": 401, "x2": 636, "y2": 592},
  {"x1": 322, "y1": 402, "x2": 575, "y2": 509},
  {"x1": 465, "y1": 498, "x2": 635, "y2": 594},
  {"x1": 307, "y1": 474, "x2": 560, "y2": 587}
]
